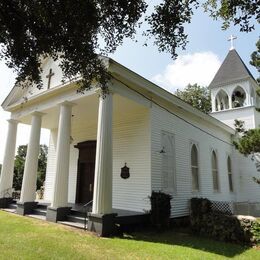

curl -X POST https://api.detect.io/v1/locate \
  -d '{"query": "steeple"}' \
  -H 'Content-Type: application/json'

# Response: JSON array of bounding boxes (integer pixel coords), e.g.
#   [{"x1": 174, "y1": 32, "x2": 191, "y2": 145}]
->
[
  {"x1": 209, "y1": 49, "x2": 256, "y2": 89},
  {"x1": 210, "y1": 48, "x2": 259, "y2": 130}
]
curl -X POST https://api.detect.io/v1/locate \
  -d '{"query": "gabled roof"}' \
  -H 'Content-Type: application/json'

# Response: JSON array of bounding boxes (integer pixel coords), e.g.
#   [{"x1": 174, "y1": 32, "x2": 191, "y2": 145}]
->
[
  {"x1": 2, "y1": 55, "x2": 235, "y2": 136},
  {"x1": 209, "y1": 49, "x2": 256, "y2": 88}
]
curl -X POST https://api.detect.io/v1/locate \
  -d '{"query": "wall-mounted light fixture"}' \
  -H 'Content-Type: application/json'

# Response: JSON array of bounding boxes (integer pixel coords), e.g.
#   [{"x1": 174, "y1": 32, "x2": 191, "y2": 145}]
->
[{"x1": 159, "y1": 146, "x2": 166, "y2": 154}]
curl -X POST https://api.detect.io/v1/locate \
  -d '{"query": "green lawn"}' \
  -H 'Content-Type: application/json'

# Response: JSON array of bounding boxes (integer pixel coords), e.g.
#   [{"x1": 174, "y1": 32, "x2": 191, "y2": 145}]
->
[{"x1": 0, "y1": 211, "x2": 259, "y2": 260}]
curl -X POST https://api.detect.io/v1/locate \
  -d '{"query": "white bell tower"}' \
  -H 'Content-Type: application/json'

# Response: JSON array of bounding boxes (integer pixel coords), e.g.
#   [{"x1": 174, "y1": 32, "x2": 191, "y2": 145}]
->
[{"x1": 210, "y1": 38, "x2": 259, "y2": 130}]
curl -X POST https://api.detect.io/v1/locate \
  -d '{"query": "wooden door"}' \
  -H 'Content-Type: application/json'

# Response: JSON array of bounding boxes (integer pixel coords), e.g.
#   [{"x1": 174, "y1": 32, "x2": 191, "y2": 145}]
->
[{"x1": 75, "y1": 141, "x2": 96, "y2": 204}]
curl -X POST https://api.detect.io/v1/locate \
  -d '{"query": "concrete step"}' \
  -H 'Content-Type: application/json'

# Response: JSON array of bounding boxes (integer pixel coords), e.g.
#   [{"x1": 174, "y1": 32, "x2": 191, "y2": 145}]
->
[
  {"x1": 37, "y1": 204, "x2": 48, "y2": 210},
  {"x1": 8, "y1": 203, "x2": 17, "y2": 209},
  {"x1": 27, "y1": 214, "x2": 46, "y2": 221},
  {"x1": 69, "y1": 209, "x2": 86, "y2": 218},
  {"x1": 67, "y1": 214, "x2": 87, "y2": 225},
  {"x1": 58, "y1": 221, "x2": 86, "y2": 230},
  {"x1": 32, "y1": 208, "x2": 47, "y2": 216},
  {"x1": 2, "y1": 208, "x2": 16, "y2": 214}
]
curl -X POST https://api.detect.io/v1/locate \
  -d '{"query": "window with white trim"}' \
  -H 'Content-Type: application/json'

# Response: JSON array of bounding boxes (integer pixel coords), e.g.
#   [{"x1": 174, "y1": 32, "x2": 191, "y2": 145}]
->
[
  {"x1": 191, "y1": 144, "x2": 199, "y2": 191},
  {"x1": 227, "y1": 156, "x2": 233, "y2": 192},
  {"x1": 161, "y1": 132, "x2": 175, "y2": 193},
  {"x1": 211, "y1": 150, "x2": 219, "y2": 191}
]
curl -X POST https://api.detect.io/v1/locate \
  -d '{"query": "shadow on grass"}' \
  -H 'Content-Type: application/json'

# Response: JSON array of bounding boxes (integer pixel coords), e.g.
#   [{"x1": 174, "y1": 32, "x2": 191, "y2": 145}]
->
[{"x1": 121, "y1": 228, "x2": 251, "y2": 258}]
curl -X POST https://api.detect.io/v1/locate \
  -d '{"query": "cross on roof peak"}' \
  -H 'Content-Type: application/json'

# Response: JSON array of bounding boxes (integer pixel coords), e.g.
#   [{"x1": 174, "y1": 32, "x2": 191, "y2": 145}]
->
[
  {"x1": 46, "y1": 68, "x2": 55, "y2": 89},
  {"x1": 228, "y1": 35, "x2": 237, "y2": 50}
]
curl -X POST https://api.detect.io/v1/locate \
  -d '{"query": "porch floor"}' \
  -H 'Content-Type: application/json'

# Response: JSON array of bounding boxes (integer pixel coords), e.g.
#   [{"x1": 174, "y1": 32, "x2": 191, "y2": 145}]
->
[
  {"x1": 2, "y1": 200, "x2": 150, "y2": 230},
  {"x1": 35, "y1": 200, "x2": 147, "y2": 217}
]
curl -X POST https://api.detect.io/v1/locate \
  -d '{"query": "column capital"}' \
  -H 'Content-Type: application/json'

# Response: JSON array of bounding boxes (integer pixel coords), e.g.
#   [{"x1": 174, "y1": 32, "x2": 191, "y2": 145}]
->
[
  {"x1": 58, "y1": 101, "x2": 76, "y2": 107},
  {"x1": 7, "y1": 119, "x2": 20, "y2": 124},
  {"x1": 31, "y1": 111, "x2": 45, "y2": 117},
  {"x1": 95, "y1": 87, "x2": 114, "y2": 98}
]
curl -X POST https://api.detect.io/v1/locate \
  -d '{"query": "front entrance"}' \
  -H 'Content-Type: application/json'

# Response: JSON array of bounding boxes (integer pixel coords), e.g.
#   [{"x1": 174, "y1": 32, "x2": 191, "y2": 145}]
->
[{"x1": 75, "y1": 141, "x2": 96, "y2": 204}]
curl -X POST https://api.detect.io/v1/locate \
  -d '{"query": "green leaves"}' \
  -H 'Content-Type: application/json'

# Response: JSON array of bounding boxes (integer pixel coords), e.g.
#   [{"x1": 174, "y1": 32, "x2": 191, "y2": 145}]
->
[
  {"x1": 250, "y1": 39, "x2": 260, "y2": 85},
  {"x1": 0, "y1": 1, "x2": 147, "y2": 90},
  {"x1": 203, "y1": 0, "x2": 260, "y2": 32},
  {"x1": 0, "y1": 1, "x2": 258, "y2": 91},
  {"x1": 233, "y1": 128, "x2": 260, "y2": 156},
  {"x1": 13, "y1": 144, "x2": 48, "y2": 191},
  {"x1": 146, "y1": 0, "x2": 199, "y2": 59},
  {"x1": 175, "y1": 83, "x2": 211, "y2": 114}
]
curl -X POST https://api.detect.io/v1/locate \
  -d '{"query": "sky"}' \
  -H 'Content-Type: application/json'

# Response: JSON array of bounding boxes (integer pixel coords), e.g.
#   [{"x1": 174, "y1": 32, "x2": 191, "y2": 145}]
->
[{"x1": 0, "y1": 4, "x2": 259, "y2": 163}]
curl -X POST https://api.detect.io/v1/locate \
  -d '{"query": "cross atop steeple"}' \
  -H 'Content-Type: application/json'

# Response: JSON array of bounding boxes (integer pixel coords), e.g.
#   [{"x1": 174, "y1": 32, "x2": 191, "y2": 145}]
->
[{"x1": 228, "y1": 35, "x2": 237, "y2": 50}]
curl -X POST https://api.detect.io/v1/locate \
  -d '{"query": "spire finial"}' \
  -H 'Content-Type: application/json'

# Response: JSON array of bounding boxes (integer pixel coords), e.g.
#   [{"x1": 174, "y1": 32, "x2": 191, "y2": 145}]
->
[{"x1": 228, "y1": 35, "x2": 237, "y2": 50}]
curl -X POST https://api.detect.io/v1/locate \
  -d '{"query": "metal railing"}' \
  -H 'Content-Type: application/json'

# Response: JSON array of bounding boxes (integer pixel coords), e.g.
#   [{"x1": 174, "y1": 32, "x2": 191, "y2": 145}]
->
[{"x1": 82, "y1": 200, "x2": 93, "y2": 230}]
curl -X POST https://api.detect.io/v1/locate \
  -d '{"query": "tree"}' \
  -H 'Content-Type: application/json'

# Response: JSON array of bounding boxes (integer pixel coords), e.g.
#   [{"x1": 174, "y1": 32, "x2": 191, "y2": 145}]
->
[
  {"x1": 37, "y1": 145, "x2": 48, "y2": 190},
  {"x1": 175, "y1": 84, "x2": 211, "y2": 114},
  {"x1": 0, "y1": 1, "x2": 258, "y2": 91},
  {"x1": 13, "y1": 144, "x2": 48, "y2": 191},
  {"x1": 250, "y1": 39, "x2": 260, "y2": 85},
  {"x1": 233, "y1": 120, "x2": 260, "y2": 184},
  {"x1": 13, "y1": 145, "x2": 26, "y2": 191}
]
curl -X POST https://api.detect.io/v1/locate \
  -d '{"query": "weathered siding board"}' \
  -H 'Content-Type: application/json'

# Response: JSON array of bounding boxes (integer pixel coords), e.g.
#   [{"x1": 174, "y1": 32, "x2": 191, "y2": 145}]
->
[{"x1": 151, "y1": 104, "x2": 234, "y2": 217}]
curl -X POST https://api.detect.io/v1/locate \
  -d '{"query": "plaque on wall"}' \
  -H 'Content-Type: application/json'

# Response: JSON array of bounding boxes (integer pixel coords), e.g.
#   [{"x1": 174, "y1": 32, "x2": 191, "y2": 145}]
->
[{"x1": 121, "y1": 163, "x2": 130, "y2": 179}]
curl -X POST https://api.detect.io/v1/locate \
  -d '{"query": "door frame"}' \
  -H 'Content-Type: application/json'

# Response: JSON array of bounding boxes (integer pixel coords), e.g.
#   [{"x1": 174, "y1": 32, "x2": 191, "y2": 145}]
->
[{"x1": 74, "y1": 140, "x2": 96, "y2": 204}]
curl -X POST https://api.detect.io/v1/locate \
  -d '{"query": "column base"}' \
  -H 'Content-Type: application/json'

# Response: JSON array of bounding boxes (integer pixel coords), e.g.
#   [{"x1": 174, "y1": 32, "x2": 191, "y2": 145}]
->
[
  {"x1": 88, "y1": 213, "x2": 118, "y2": 237},
  {"x1": 46, "y1": 206, "x2": 71, "y2": 222},
  {"x1": 17, "y1": 201, "x2": 38, "y2": 215},
  {"x1": 0, "y1": 197, "x2": 13, "y2": 208}
]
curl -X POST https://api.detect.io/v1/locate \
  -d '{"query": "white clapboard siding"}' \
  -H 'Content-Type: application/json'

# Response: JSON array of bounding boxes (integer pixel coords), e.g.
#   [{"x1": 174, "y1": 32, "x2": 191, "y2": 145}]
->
[
  {"x1": 112, "y1": 109, "x2": 151, "y2": 212},
  {"x1": 212, "y1": 107, "x2": 256, "y2": 130},
  {"x1": 68, "y1": 146, "x2": 79, "y2": 203},
  {"x1": 44, "y1": 130, "x2": 57, "y2": 201},
  {"x1": 151, "y1": 104, "x2": 234, "y2": 218},
  {"x1": 44, "y1": 107, "x2": 151, "y2": 213},
  {"x1": 233, "y1": 150, "x2": 260, "y2": 203}
]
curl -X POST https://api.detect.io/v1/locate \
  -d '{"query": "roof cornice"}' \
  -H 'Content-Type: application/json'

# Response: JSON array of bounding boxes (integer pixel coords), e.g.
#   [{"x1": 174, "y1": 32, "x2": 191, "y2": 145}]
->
[{"x1": 108, "y1": 58, "x2": 235, "y2": 135}]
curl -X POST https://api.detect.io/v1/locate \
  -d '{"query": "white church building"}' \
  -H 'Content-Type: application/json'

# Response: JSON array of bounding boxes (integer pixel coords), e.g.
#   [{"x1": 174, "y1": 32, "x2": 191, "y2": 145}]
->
[{"x1": 0, "y1": 47, "x2": 259, "y2": 235}]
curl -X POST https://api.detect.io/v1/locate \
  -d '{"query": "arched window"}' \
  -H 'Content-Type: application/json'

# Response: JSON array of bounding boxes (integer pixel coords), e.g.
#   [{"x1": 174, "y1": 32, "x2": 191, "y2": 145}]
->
[
  {"x1": 211, "y1": 151, "x2": 219, "y2": 191},
  {"x1": 191, "y1": 144, "x2": 199, "y2": 191},
  {"x1": 227, "y1": 156, "x2": 233, "y2": 192},
  {"x1": 161, "y1": 132, "x2": 175, "y2": 193},
  {"x1": 215, "y1": 90, "x2": 229, "y2": 111},
  {"x1": 232, "y1": 86, "x2": 246, "y2": 108}
]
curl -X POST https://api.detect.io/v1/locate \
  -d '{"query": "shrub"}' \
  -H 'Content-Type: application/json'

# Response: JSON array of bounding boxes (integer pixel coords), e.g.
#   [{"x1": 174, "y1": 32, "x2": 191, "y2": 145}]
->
[
  {"x1": 251, "y1": 220, "x2": 260, "y2": 244},
  {"x1": 149, "y1": 191, "x2": 172, "y2": 230},
  {"x1": 190, "y1": 198, "x2": 260, "y2": 245},
  {"x1": 190, "y1": 197, "x2": 212, "y2": 216}
]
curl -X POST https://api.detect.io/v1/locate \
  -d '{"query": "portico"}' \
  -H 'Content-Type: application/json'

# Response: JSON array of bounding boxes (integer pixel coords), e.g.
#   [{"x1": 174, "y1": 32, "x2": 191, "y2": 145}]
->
[{"x1": 0, "y1": 64, "x2": 151, "y2": 234}]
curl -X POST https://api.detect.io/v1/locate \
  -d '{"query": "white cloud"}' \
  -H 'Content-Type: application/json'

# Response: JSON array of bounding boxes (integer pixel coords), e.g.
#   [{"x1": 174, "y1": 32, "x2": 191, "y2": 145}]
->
[{"x1": 152, "y1": 51, "x2": 221, "y2": 93}]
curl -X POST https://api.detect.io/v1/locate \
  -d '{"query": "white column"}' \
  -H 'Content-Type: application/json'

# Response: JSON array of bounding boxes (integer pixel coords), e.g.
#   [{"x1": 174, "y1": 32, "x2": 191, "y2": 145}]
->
[
  {"x1": 0, "y1": 119, "x2": 19, "y2": 197},
  {"x1": 20, "y1": 112, "x2": 43, "y2": 203},
  {"x1": 217, "y1": 96, "x2": 221, "y2": 111},
  {"x1": 211, "y1": 93, "x2": 216, "y2": 112},
  {"x1": 228, "y1": 95, "x2": 232, "y2": 109},
  {"x1": 92, "y1": 92, "x2": 113, "y2": 214},
  {"x1": 51, "y1": 101, "x2": 73, "y2": 208}
]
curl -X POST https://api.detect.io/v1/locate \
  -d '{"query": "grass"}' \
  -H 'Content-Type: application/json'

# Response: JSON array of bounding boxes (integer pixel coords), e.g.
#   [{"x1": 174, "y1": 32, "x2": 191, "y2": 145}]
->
[{"x1": 0, "y1": 211, "x2": 259, "y2": 260}]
